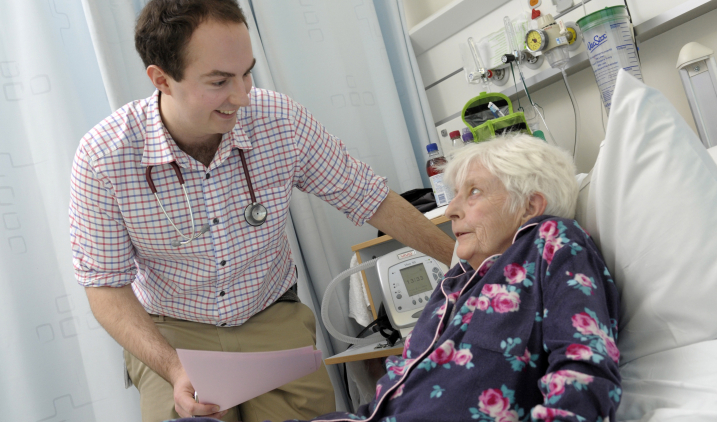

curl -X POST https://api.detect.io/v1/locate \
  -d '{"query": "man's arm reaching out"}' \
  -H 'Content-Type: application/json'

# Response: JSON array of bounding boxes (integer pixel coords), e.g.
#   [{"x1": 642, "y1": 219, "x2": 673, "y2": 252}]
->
[{"x1": 367, "y1": 190, "x2": 455, "y2": 266}]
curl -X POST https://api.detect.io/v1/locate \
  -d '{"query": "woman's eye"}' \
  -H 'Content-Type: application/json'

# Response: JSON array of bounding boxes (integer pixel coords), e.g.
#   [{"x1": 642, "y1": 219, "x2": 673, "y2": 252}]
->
[{"x1": 470, "y1": 188, "x2": 480, "y2": 196}]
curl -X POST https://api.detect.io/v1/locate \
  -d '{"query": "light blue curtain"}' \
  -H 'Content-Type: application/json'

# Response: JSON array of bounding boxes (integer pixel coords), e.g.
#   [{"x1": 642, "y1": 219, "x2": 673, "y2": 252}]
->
[{"x1": 0, "y1": 1, "x2": 141, "y2": 421}]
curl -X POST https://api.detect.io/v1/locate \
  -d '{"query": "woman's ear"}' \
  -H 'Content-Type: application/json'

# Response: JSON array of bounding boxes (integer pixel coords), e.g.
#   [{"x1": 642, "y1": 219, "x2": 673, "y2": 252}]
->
[{"x1": 522, "y1": 192, "x2": 547, "y2": 223}]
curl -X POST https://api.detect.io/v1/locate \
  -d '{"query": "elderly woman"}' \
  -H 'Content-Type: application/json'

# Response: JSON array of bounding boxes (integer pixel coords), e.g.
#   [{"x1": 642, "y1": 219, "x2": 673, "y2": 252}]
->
[{"x1": 184, "y1": 134, "x2": 621, "y2": 422}]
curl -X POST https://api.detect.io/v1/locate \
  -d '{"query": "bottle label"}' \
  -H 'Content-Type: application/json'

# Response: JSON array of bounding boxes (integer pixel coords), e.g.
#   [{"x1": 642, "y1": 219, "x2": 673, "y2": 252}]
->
[{"x1": 429, "y1": 173, "x2": 454, "y2": 207}]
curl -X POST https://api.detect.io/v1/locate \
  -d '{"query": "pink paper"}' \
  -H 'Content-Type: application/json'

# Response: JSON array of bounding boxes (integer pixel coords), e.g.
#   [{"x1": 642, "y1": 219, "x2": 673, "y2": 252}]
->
[{"x1": 177, "y1": 346, "x2": 323, "y2": 411}]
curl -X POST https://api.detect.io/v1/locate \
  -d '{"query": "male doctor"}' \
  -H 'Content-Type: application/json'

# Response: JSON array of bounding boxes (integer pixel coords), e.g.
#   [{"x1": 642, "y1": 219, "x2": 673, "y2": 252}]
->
[{"x1": 69, "y1": 1, "x2": 454, "y2": 421}]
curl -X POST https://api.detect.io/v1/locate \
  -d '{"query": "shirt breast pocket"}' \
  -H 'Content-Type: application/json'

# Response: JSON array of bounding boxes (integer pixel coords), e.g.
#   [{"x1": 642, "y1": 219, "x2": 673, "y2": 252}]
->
[
  {"x1": 229, "y1": 183, "x2": 292, "y2": 255},
  {"x1": 464, "y1": 283, "x2": 536, "y2": 357},
  {"x1": 253, "y1": 183, "x2": 291, "y2": 232}
]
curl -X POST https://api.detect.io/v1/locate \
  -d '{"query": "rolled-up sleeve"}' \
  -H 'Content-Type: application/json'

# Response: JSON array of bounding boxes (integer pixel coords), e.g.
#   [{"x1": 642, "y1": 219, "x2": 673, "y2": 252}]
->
[
  {"x1": 69, "y1": 143, "x2": 136, "y2": 287},
  {"x1": 289, "y1": 101, "x2": 389, "y2": 226}
]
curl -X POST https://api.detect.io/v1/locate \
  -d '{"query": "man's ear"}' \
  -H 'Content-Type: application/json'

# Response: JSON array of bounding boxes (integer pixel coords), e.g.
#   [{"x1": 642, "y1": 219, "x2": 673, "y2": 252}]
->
[
  {"x1": 522, "y1": 192, "x2": 547, "y2": 223},
  {"x1": 146, "y1": 65, "x2": 172, "y2": 95}
]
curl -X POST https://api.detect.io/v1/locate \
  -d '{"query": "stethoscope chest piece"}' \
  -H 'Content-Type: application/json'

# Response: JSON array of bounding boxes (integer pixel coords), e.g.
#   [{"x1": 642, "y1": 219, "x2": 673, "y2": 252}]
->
[{"x1": 245, "y1": 202, "x2": 267, "y2": 226}]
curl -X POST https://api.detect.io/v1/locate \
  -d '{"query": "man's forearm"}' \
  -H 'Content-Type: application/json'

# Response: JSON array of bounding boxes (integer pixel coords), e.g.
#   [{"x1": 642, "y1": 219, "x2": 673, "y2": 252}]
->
[
  {"x1": 85, "y1": 285, "x2": 182, "y2": 385},
  {"x1": 368, "y1": 190, "x2": 455, "y2": 266}
]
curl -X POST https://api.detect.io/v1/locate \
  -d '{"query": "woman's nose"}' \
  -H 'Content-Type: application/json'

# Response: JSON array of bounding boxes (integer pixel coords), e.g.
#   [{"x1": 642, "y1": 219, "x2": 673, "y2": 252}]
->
[{"x1": 445, "y1": 196, "x2": 460, "y2": 220}]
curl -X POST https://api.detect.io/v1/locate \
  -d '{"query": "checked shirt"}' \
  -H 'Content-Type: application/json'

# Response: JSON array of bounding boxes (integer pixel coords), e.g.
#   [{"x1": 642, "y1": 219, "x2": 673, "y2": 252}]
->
[{"x1": 70, "y1": 88, "x2": 388, "y2": 326}]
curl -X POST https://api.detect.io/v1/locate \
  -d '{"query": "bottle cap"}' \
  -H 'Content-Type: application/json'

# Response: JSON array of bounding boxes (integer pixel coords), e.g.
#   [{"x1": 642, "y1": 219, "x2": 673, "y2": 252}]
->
[
  {"x1": 462, "y1": 131, "x2": 474, "y2": 142},
  {"x1": 426, "y1": 143, "x2": 438, "y2": 153},
  {"x1": 449, "y1": 130, "x2": 461, "y2": 139}
]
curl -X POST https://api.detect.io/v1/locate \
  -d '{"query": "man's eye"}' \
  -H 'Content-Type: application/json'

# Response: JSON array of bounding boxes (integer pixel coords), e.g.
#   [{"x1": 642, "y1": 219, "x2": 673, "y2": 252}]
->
[{"x1": 212, "y1": 80, "x2": 226, "y2": 86}]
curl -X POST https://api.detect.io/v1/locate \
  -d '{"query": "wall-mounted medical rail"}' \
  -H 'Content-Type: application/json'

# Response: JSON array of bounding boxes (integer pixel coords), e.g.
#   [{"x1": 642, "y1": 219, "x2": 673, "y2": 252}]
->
[{"x1": 428, "y1": 0, "x2": 717, "y2": 127}]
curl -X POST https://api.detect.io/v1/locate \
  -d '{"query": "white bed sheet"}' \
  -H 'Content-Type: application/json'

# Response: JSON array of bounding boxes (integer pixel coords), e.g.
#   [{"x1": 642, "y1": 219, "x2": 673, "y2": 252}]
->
[{"x1": 618, "y1": 340, "x2": 717, "y2": 422}]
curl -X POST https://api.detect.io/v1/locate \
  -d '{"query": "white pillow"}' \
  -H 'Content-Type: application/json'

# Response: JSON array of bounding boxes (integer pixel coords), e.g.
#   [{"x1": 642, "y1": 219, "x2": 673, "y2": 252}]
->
[{"x1": 585, "y1": 71, "x2": 717, "y2": 365}]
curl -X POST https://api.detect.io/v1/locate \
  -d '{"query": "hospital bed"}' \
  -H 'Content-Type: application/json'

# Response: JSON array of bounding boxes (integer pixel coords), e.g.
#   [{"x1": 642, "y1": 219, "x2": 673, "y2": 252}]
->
[{"x1": 344, "y1": 72, "x2": 717, "y2": 421}]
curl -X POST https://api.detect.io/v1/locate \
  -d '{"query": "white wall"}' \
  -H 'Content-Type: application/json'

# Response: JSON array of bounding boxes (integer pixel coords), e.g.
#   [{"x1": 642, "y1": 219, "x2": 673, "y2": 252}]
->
[
  {"x1": 410, "y1": 0, "x2": 717, "y2": 173},
  {"x1": 401, "y1": 0, "x2": 454, "y2": 30}
]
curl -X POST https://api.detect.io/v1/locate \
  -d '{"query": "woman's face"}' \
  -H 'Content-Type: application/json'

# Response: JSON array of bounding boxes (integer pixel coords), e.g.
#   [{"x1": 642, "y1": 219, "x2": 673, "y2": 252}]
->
[{"x1": 445, "y1": 163, "x2": 526, "y2": 269}]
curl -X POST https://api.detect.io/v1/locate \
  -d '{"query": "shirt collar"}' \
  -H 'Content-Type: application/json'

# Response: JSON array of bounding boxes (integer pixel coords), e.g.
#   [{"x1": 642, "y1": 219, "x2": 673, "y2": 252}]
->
[
  {"x1": 512, "y1": 215, "x2": 553, "y2": 243},
  {"x1": 141, "y1": 90, "x2": 254, "y2": 169}
]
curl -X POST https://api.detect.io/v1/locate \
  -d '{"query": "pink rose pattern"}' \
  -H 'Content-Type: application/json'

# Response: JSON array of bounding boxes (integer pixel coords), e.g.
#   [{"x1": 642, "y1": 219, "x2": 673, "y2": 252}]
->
[
  {"x1": 565, "y1": 344, "x2": 593, "y2": 361},
  {"x1": 429, "y1": 340, "x2": 456, "y2": 365},
  {"x1": 385, "y1": 357, "x2": 415, "y2": 381},
  {"x1": 572, "y1": 310, "x2": 620, "y2": 363},
  {"x1": 536, "y1": 220, "x2": 575, "y2": 265},
  {"x1": 531, "y1": 405, "x2": 576, "y2": 422},
  {"x1": 418, "y1": 340, "x2": 476, "y2": 371},
  {"x1": 476, "y1": 284, "x2": 521, "y2": 314},
  {"x1": 566, "y1": 272, "x2": 598, "y2": 295},
  {"x1": 478, "y1": 256, "x2": 499, "y2": 276},
  {"x1": 470, "y1": 387, "x2": 525, "y2": 421},
  {"x1": 402, "y1": 334, "x2": 412, "y2": 358},
  {"x1": 501, "y1": 337, "x2": 539, "y2": 372},
  {"x1": 479, "y1": 389, "x2": 510, "y2": 416},
  {"x1": 503, "y1": 263, "x2": 526, "y2": 284},
  {"x1": 540, "y1": 370, "x2": 594, "y2": 401},
  {"x1": 390, "y1": 384, "x2": 405, "y2": 400}
]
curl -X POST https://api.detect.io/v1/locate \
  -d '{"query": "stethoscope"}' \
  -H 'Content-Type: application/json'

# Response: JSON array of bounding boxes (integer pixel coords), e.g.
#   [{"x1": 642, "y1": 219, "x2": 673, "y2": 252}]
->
[{"x1": 145, "y1": 149, "x2": 267, "y2": 247}]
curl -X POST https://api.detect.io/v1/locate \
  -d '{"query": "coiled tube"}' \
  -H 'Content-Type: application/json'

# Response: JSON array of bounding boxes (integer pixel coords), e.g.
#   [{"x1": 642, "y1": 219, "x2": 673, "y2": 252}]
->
[{"x1": 320, "y1": 258, "x2": 387, "y2": 346}]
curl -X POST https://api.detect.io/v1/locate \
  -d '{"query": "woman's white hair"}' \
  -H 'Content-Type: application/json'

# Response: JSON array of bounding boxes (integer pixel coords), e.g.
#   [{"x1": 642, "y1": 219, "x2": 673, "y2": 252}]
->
[{"x1": 442, "y1": 134, "x2": 578, "y2": 219}]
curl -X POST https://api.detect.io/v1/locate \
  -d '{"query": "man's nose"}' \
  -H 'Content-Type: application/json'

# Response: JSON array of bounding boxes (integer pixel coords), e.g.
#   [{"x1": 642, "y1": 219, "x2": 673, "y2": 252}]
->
[{"x1": 231, "y1": 79, "x2": 251, "y2": 107}]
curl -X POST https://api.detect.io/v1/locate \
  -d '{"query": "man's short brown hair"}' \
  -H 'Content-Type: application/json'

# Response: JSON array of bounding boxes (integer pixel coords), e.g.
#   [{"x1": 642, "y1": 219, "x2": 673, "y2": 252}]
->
[{"x1": 135, "y1": 0, "x2": 247, "y2": 82}]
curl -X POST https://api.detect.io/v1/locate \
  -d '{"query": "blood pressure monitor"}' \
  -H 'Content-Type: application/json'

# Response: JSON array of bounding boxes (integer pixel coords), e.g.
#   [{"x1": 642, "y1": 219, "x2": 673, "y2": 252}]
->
[{"x1": 376, "y1": 246, "x2": 448, "y2": 330}]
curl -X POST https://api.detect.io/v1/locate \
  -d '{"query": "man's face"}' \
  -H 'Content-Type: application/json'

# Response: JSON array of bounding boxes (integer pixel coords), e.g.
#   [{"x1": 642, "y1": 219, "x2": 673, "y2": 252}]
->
[{"x1": 162, "y1": 20, "x2": 255, "y2": 144}]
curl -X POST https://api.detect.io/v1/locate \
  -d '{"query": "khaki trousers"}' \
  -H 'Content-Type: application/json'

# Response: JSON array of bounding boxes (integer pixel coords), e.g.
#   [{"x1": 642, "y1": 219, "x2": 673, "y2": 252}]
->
[{"x1": 124, "y1": 301, "x2": 335, "y2": 422}]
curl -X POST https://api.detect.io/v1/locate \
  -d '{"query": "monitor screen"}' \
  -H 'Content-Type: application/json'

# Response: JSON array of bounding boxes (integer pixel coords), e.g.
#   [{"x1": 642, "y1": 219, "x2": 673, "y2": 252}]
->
[{"x1": 399, "y1": 263, "x2": 433, "y2": 297}]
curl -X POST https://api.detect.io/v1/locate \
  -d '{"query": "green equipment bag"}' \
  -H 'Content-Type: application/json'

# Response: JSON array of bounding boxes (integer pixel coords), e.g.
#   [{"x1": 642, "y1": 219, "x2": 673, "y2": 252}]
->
[{"x1": 462, "y1": 92, "x2": 531, "y2": 143}]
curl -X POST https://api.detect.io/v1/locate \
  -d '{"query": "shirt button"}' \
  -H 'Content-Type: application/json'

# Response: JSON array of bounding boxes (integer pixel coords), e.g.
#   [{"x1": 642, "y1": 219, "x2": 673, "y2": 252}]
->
[
  {"x1": 220, "y1": 291, "x2": 225, "y2": 297},
  {"x1": 220, "y1": 260, "x2": 226, "y2": 266},
  {"x1": 213, "y1": 218, "x2": 219, "y2": 224},
  {"x1": 206, "y1": 173, "x2": 211, "y2": 179}
]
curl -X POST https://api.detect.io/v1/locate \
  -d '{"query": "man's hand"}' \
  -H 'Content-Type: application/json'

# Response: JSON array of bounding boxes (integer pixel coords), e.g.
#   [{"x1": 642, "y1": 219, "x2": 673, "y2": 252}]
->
[{"x1": 172, "y1": 368, "x2": 227, "y2": 419}]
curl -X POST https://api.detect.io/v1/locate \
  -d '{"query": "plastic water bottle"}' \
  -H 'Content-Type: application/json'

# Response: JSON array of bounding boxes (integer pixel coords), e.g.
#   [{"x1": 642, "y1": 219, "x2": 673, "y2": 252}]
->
[
  {"x1": 448, "y1": 130, "x2": 463, "y2": 160},
  {"x1": 426, "y1": 143, "x2": 453, "y2": 207},
  {"x1": 450, "y1": 130, "x2": 462, "y2": 149}
]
